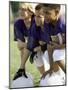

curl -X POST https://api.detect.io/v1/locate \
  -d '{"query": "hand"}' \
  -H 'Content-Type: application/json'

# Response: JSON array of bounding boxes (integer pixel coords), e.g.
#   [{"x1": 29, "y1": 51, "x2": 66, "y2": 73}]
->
[
  {"x1": 41, "y1": 69, "x2": 53, "y2": 79},
  {"x1": 49, "y1": 42, "x2": 59, "y2": 49},
  {"x1": 51, "y1": 42, "x2": 64, "y2": 49},
  {"x1": 51, "y1": 36, "x2": 59, "y2": 44},
  {"x1": 17, "y1": 39, "x2": 27, "y2": 50},
  {"x1": 34, "y1": 46, "x2": 41, "y2": 52},
  {"x1": 39, "y1": 41, "x2": 46, "y2": 45}
]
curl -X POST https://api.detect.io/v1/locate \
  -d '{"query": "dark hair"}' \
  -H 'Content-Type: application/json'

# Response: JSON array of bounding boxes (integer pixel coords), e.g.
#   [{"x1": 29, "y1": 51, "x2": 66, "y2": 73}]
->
[
  {"x1": 35, "y1": 4, "x2": 44, "y2": 10},
  {"x1": 42, "y1": 4, "x2": 60, "y2": 10}
]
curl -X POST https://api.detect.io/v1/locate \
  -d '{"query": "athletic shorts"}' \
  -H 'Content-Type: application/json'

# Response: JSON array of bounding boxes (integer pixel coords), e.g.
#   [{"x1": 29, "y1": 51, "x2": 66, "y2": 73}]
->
[{"x1": 53, "y1": 49, "x2": 65, "y2": 62}]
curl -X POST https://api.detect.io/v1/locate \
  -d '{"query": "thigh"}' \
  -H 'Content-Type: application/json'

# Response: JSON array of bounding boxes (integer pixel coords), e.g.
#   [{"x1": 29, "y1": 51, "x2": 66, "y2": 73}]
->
[{"x1": 17, "y1": 40, "x2": 27, "y2": 50}]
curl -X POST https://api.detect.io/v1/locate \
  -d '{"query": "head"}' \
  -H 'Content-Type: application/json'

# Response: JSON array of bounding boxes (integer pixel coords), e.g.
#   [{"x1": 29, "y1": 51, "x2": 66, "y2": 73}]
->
[
  {"x1": 43, "y1": 4, "x2": 60, "y2": 23},
  {"x1": 26, "y1": 3, "x2": 34, "y2": 17},
  {"x1": 35, "y1": 4, "x2": 45, "y2": 26},
  {"x1": 19, "y1": 3, "x2": 34, "y2": 20}
]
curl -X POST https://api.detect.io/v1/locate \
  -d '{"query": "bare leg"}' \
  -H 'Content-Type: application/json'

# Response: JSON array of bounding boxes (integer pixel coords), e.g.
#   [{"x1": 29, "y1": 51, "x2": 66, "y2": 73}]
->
[
  {"x1": 56, "y1": 60, "x2": 66, "y2": 73},
  {"x1": 37, "y1": 65, "x2": 45, "y2": 75},
  {"x1": 20, "y1": 48, "x2": 30, "y2": 69},
  {"x1": 52, "y1": 62, "x2": 59, "y2": 72},
  {"x1": 47, "y1": 44, "x2": 54, "y2": 71}
]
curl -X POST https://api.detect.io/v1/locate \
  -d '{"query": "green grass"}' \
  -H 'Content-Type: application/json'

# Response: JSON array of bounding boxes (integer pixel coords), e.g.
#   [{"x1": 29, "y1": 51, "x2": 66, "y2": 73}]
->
[{"x1": 10, "y1": 23, "x2": 41, "y2": 87}]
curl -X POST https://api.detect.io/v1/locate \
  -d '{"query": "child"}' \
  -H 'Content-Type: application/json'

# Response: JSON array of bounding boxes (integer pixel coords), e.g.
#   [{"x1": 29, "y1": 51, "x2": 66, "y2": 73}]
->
[
  {"x1": 28, "y1": 4, "x2": 51, "y2": 76},
  {"x1": 13, "y1": 3, "x2": 35, "y2": 80},
  {"x1": 27, "y1": 4, "x2": 46, "y2": 75},
  {"x1": 41, "y1": 4, "x2": 66, "y2": 78}
]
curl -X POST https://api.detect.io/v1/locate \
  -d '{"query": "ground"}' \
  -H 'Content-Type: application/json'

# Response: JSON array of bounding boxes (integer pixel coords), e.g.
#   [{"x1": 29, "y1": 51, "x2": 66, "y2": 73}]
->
[{"x1": 10, "y1": 23, "x2": 41, "y2": 87}]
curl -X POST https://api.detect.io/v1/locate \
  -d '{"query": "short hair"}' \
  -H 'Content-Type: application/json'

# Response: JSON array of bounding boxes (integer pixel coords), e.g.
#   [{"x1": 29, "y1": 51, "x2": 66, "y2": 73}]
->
[
  {"x1": 35, "y1": 4, "x2": 44, "y2": 10},
  {"x1": 43, "y1": 4, "x2": 60, "y2": 10}
]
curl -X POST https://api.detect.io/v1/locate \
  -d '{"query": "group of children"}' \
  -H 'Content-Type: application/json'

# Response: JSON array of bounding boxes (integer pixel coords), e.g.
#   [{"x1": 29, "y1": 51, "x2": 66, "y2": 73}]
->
[{"x1": 13, "y1": 3, "x2": 66, "y2": 86}]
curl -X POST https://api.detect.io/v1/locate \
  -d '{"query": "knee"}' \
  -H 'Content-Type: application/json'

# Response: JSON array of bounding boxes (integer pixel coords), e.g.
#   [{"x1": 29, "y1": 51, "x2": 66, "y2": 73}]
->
[
  {"x1": 17, "y1": 43, "x2": 24, "y2": 51},
  {"x1": 24, "y1": 48, "x2": 30, "y2": 53},
  {"x1": 53, "y1": 62, "x2": 59, "y2": 72}
]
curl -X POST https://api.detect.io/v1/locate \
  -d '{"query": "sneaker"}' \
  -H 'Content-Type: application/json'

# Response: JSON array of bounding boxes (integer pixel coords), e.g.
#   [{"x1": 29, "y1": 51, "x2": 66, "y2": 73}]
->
[
  {"x1": 13, "y1": 69, "x2": 28, "y2": 80},
  {"x1": 29, "y1": 52, "x2": 37, "y2": 64}
]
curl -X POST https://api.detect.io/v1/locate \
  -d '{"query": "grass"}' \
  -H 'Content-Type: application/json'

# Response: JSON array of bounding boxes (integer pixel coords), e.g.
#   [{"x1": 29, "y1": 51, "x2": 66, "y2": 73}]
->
[{"x1": 9, "y1": 23, "x2": 41, "y2": 87}]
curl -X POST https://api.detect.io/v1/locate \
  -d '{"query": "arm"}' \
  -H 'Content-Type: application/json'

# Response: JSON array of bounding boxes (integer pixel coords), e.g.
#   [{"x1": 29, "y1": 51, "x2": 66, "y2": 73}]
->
[
  {"x1": 47, "y1": 44, "x2": 54, "y2": 71},
  {"x1": 52, "y1": 43, "x2": 65, "y2": 49},
  {"x1": 33, "y1": 41, "x2": 47, "y2": 52},
  {"x1": 33, "y1": 46, "x2": 41, "y2": 52},
  {"x1": 41, "y1": 43, "x2": 54, "y2": 79},
  {"x1": 57, "y1": 33, "x2": 63, "y2": 45},
  {"x1": 51, "y1": 33, "x2": 65, "y2": 49}
]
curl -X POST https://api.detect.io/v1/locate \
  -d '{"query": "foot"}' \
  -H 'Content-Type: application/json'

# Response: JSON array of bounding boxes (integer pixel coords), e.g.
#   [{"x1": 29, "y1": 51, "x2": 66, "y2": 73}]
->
[
  {"x1": 13, "y1": 68, "x2": 28, "y2": 80},
  {"x1": 29, "y1": 52, "x2": 37, "y2": 64},
  {"x1": 41, "y1": 69, "x2": 53, "y2": 79}
]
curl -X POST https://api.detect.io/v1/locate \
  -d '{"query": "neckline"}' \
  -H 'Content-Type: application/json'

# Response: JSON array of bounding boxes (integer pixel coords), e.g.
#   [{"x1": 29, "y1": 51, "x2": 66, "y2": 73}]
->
[{"x1": 24, "y1": 18, "x2": 32, "y2": 30}]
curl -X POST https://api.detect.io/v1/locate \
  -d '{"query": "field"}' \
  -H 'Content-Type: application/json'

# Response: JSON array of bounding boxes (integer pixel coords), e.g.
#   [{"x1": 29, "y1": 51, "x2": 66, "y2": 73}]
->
[{"x1": 10, "y1": 23, "x2": 41, "y2": 87}]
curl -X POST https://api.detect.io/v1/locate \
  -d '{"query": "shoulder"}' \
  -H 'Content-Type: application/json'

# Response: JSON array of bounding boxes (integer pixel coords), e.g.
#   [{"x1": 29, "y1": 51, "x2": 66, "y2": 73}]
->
[
  {"x1": 14, "y1": 19, "x2": 24, "y2": 27},
  {"x1": 57, "y1": 15, "x2": 66, "y2": 33},
  {"x1": 58, "y1": 15, "x2": 65, "y2": 26}
]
